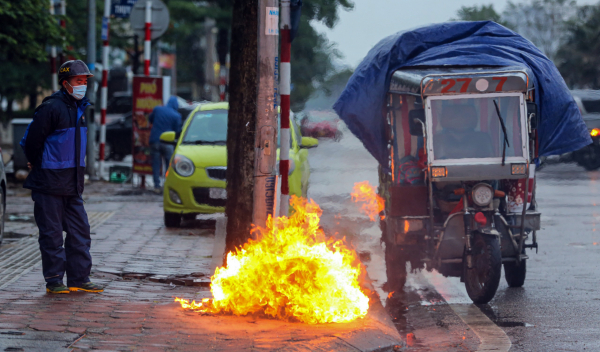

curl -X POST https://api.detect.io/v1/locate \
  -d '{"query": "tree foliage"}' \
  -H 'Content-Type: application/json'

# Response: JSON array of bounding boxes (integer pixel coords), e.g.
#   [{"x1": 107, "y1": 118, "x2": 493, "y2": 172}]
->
[
  {"x1": 290, "y1": 0, "x2": 353, "y2": 111},
  {"x1": 0, "y1": 0, "x2": 67, "y2": 62},
  {"x1": 454, "y1": 4, "x2": 508, "y2": 27},
  {"x1": 503, "y1": 0, "x2": 576, "y2": 61},
  {"x1": 556, "y1": 5, "x2": 600, "y2": 88}
]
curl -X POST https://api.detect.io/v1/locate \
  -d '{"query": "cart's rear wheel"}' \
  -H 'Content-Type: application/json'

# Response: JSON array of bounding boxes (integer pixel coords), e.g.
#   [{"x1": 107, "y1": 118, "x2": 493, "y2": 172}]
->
[
  {"x1": 504, "y1": 258, "x2": 526, "y2": 287},
  {"x1": 384, "y1": 243, "x2": 407, "y2": 292},
  {"x1": 463, "y1": 233, "x2": 501, "y2": 304}
]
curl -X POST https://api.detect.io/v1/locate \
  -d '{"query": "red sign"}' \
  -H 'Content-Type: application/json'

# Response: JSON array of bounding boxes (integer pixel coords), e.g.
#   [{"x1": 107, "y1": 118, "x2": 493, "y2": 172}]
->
[
  {"x1": 423, "y1": 74, "x2": 527, "y2": 95},
  {"x1": 132, "y1": 76, "x2": 163, "y2": 175}
]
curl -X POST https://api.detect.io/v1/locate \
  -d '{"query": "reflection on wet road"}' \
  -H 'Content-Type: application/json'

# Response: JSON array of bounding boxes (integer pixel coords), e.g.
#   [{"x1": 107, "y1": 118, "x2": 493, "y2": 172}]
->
[{"x1": 308, "y1": 131, "x2": 600, "y2": 351}]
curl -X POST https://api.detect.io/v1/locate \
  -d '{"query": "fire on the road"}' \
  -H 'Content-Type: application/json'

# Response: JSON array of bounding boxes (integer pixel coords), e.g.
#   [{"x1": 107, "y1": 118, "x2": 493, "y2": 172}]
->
[
  {"x1": 175, "y1": 195, "x2": 369, "y2": 324},
  {"x1": 351, "y1": 181, "x2": 384, "y2": 221}
]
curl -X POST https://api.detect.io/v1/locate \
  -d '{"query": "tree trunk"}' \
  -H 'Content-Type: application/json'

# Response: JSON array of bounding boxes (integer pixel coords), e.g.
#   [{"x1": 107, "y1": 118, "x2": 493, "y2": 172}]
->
[
  {"x1": 6, "y1": 99, "x2": 14, "y2": 121},
  {"x1": 29, "y1": 91, "x2": 38, "y2": 110},
  {"x1": 224, "y1": 0, "x2": 258, "y2": 258}
]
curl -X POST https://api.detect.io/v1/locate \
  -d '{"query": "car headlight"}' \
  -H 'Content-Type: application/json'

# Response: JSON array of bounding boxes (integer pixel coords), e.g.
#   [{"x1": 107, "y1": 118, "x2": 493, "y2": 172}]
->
[
  {"x1": 173, "y1": 154, "x2": 195, "y2": 177},
  {"x1": 472, "y1": 183, "x2": 493, "y2": 207}
]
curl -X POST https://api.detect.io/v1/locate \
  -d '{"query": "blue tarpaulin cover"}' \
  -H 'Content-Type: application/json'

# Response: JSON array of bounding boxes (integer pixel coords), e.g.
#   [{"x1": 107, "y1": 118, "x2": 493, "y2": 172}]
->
[{"x1": 333, "y1": 21, "x2": 591, "y2": 170}]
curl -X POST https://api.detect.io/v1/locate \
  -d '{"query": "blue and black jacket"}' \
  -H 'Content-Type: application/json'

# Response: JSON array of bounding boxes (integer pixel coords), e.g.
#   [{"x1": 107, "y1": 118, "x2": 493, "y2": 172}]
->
[{"x1": 20, "y1": 89, "x2": 90, "y2": 196}]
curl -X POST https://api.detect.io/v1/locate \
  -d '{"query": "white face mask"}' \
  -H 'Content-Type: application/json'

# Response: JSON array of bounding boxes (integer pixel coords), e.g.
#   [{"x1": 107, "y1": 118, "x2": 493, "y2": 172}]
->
[{"x1": 66, "y1": 81, "x2": 87, "y2": 100}]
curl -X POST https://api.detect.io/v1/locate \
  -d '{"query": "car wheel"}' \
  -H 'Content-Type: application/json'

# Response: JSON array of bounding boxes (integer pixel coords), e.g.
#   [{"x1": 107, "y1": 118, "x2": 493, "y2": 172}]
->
[{"x1": 164, "y1": 212, "x2": 181, "y2": 228}]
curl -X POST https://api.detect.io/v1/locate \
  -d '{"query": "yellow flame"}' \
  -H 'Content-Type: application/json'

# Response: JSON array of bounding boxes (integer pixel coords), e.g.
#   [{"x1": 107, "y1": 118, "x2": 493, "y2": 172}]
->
[
  {"x1": 351, "y1": 181, "x2": 385, "y2": 221},
  {"x1": 175, "y1": 196, "x2": 369, "y2": 324}
]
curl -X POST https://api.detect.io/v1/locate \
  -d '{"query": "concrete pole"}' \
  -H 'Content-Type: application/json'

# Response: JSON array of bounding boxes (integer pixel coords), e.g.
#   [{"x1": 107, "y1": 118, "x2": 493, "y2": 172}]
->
[
  {"x1": 86, "y1": 0, "x2": 97, "y2": 178},
  {"x1": 252, "y1": 0, "x2": 279, "y2": 227},
  {"x1": 279, "y1": 0, "x2": 290, "y2": 217},
  {"x1": 50, "y1": 0, "x2": 58, "y2": 92},
  {"x1": 99, "y1": 0, "x2": 110, "y2": 178}
]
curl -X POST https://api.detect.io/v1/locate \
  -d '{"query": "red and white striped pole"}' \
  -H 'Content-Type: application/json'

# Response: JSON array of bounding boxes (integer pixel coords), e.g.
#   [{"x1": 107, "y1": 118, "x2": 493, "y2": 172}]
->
[
  {"x1": 99, "y1": 0, "x2": 111, "y2": 176},
  {"x1": 49, "y1": 0, "x2": 58, "y2": 92},
  {"x1": 279, "y1": 0, "x2": 291, "y2": 217},
  {"x1": 144, "y1": 0, "x2": 151, "y2": 76}
]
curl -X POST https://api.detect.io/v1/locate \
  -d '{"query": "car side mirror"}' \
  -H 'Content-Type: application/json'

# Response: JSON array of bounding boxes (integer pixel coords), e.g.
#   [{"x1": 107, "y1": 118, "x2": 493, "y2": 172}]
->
[
  {"x1": 527, "y1": 102, "x2": 538, "y2": 130},
  {"x1": 409, "y1": 109, "x2": 426, "y2": 136},
  {"x1": 301, "y1": 136, "x2": 319, "y2": 148},
  {"x1": 160, "y1": 131, "x2": 177, "y2": 144}
]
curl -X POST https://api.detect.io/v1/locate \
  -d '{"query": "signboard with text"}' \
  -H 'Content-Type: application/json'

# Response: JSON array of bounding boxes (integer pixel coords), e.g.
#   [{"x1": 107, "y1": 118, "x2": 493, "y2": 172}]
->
[
  {"x1": 112, "y1": 0, "x2": 138, "y2": 18},
  {"x1": 132, "y1": 76, "x2": 163, "y2": 175}
]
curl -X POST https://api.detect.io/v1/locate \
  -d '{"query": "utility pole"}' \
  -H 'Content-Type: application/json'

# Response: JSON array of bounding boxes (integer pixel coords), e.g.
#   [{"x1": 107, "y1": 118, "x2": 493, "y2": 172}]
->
[
  {"x1": 252, "y1": 0, "x2": 279, "y2": 227},
  {"x1": 86, "y1": 0, "x2": 97, "y2": 178},
  {"x1": 224, "y1": 0, "x2": 260, "y2": 255}
]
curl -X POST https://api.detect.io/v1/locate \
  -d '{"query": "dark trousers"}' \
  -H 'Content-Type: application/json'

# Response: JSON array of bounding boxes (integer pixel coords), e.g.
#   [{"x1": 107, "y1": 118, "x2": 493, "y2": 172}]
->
[
  {"x1": 32, "y1": 191, "x2": 91, "y2": 287},
  {"x1": 151, "y1": 142, "x2": 174, "y2": 189}
]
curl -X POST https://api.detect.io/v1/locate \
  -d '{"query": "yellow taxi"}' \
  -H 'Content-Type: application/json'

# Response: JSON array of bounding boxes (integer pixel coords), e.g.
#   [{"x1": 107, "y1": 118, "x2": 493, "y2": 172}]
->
[{"x1": 160, "y1": 102, "x2": 316, "y2": 227}]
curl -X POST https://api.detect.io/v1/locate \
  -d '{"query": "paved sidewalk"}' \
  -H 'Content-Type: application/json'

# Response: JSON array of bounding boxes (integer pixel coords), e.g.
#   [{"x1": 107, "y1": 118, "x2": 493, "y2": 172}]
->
[{"x1": 0, "y1": 182, "x2": 403, "y2": 351}]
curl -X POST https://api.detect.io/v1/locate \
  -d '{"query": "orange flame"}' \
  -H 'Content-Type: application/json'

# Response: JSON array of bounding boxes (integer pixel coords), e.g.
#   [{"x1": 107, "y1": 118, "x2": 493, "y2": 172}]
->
[
  {"x1": 351, "y1": 181, "x2": 384, "y2": 221},
  {"x1": 175, "y1": 196, "x2": 369, "y2": 324}
]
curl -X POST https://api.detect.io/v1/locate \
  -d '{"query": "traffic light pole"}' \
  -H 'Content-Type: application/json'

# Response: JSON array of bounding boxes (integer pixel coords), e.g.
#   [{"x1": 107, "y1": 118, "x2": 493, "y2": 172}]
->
[{"x1": 252, "y1": 0, "x2": 279, "y2": 227}]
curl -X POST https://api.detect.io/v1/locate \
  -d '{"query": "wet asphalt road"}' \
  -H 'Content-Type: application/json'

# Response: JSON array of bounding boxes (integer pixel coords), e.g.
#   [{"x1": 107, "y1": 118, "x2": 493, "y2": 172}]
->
[{"x1": 308, "y1": 130, "x2": 600, "y2": 351}]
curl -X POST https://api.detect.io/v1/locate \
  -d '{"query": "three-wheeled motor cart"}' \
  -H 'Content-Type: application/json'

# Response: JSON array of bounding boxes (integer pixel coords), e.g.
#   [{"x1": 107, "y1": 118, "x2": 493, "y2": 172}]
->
[{"x1": 333, "y1": 21, "x2": 591, "y2": 304}]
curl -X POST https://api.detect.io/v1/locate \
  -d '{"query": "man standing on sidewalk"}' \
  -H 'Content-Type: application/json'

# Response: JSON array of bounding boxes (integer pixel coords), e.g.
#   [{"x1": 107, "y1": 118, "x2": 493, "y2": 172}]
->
[
  {"x1": 21, "y1": 60, "x2": 104, "y2": 294},
  {"x1": 149, "y1": 96, "x2": 182, "y2": 193}
]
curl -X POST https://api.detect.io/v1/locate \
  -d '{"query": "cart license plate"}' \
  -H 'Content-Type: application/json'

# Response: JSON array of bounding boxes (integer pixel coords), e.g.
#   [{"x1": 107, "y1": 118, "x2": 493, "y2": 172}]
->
[{"x1": 209, "y1": 188, "x2": 227, "y2": 199}]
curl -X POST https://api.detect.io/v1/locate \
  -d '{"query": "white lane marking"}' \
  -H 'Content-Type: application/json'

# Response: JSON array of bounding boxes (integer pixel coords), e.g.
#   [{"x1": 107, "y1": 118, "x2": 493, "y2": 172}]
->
[{"x1": 420, "y1": 270, "x2": 512, "y2": 352}]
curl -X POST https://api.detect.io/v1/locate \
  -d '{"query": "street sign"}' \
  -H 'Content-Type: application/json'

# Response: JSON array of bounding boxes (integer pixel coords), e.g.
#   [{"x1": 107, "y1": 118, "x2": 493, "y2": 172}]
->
[
  {"x1": 129, "y1": 0, "x2": 170, "y2": 40},
  {"x1": 111, "y1": 0, "x2": 138, "y2": 18},
  {"x1": 101, "y1": 17, "x2": 109, "y2": 41}
]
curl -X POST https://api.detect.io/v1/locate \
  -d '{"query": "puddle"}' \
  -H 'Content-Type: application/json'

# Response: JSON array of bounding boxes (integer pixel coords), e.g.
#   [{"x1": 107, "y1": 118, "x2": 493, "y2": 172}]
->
[
  {"x1": 495, "y1": 321, "x2": 535, "y2": 328},
  {"x1": 7, "y1": 215, "x2": 33, "y2": 222},
  {"x1": 95, "y1": 270, "x2": 211, "y2": 287}
]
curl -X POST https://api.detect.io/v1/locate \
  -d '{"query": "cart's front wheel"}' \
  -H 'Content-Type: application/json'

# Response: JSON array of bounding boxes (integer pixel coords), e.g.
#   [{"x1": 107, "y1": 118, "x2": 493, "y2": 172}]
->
[
  {"x1": 463, "y1": 233, "x2": 502, "y2": 304},
  {"x1": 504, "y1": 258, "x2": 526, "y2": 288}
]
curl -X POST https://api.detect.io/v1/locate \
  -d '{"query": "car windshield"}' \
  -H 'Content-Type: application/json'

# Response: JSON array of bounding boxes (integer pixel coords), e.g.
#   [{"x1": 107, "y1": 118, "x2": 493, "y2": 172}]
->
[
  {"x1": 430, "y1": 95, "x2": 523, "y2": 160},
  {"x1": 182, "y1": 109, "x2": 227, "y2": 144}
]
